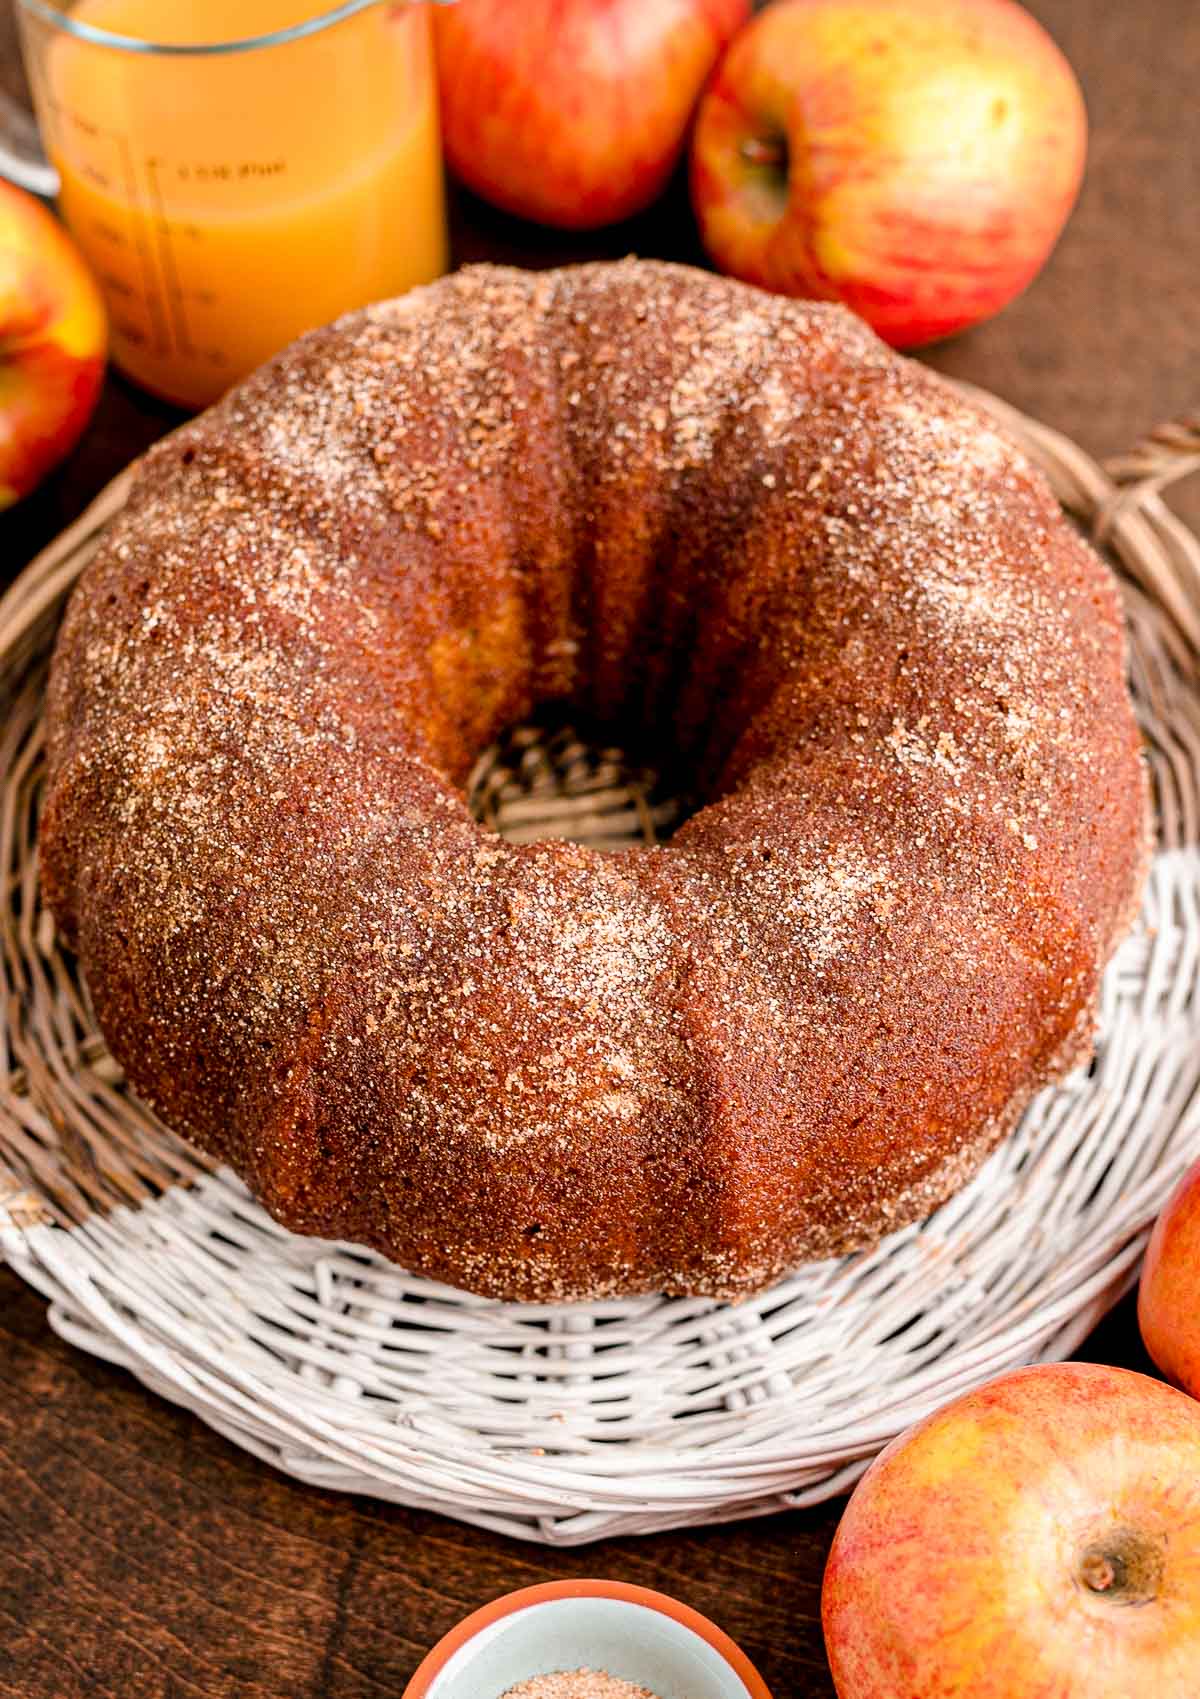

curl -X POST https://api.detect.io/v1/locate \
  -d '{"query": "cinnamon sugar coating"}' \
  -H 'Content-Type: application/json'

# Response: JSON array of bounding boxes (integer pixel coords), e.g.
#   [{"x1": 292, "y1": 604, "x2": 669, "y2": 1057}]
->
[{"x1": 39, "y1": 261, "x2": 1150, "y2": 1301}]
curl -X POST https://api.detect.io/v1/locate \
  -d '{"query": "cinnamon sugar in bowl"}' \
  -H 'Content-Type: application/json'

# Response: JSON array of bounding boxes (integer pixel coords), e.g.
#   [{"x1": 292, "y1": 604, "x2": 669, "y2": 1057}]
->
[
  {"x1": 499, "y1": 1671, "x2": 661, "y2": 1699},
  {"x1": 402, "y1": 1581, "x2": 772, "y2": 1699}
]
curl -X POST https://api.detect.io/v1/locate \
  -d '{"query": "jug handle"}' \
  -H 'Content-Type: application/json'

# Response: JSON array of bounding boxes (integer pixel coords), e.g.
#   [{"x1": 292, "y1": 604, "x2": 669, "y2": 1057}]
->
[{"x1": 0, "y1": 92, "x2": 60, "y2": 198}]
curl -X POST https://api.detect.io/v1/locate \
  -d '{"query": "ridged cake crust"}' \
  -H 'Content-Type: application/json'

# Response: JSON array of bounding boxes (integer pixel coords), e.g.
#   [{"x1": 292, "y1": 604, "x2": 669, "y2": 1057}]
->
[{"x1": 40, "y1": 260, "x2": 1149, "y2": 1300}]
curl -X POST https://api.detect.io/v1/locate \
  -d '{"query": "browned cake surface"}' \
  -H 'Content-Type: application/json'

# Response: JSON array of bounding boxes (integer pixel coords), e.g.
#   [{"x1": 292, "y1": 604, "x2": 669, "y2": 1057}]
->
[{"x1": 39, "y1": 260, "x2": 1150, "y2": 1301}]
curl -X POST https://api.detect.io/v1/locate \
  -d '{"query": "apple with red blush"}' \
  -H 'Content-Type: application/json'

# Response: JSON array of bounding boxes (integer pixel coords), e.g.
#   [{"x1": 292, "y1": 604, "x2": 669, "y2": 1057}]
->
[
  {"x1": 1140, "y1": 1154, "x2": 1200, "y2": 1398},
  {"x1": 822, "y1": 1362, "x2": 1200, "y2": 1697},
  {"x1": 435, "y1": 0, "x2": 749, "y2": 230},
  {"x1": 691, "y1": 0, "x2": 1088, "y2": 347},
  {"x1": 0, "y1": 179, "x2": 105, "y2": 507}
]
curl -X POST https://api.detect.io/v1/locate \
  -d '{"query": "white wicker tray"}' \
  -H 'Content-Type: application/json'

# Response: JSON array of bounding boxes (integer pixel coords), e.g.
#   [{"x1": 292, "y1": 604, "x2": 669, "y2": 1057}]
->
[{"x1": 3, "y1": 389, "x2": 1200, "y2": 1545}]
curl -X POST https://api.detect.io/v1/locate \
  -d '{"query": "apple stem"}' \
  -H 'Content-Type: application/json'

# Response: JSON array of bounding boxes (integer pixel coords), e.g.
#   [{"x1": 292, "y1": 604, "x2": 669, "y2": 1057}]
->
[
  {"x1": 1079, "y1": 1552, "x2": 1116, "y2": 1593},
  {"x1": 1074, "y1": 1529, "x2": 1164, "y2": 1606},
  {"x1": 740, "y1": 136, "x2": 787, "y2": 171}
]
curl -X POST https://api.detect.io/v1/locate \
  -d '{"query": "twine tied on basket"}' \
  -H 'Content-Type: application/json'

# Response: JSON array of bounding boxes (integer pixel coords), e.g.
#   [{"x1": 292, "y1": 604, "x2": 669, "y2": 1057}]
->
[
  {"x1": 1104, "y1": 414, "x2": 1200, "y2": 507},
  {"x1": 0, "y1": 1176, "x2": 51, "y2": 1234}
]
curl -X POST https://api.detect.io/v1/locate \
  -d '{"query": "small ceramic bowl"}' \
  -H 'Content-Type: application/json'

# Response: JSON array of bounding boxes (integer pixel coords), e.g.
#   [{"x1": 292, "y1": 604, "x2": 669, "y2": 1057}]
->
[{"x1": 402, "y1": 1579, "x2": 773, "y2": 1699}]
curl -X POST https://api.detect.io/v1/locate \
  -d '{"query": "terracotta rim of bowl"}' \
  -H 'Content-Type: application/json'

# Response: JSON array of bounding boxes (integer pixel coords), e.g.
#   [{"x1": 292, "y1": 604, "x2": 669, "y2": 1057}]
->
[{"x1": 400, "y1": 1578, "x2": 774, "y2": 1699}]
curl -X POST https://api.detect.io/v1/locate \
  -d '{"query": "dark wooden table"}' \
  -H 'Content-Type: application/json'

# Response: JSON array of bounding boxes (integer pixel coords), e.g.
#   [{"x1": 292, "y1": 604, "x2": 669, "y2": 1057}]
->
[{"x1": 2, "y1": 3, "x2": 1198, "y2": 1695}]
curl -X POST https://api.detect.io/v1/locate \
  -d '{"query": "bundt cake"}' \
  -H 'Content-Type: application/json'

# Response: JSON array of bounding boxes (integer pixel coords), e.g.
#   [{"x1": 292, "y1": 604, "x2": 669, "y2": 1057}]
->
[{"x1": 40, "y1": 259, "x2": 1149, "y2": 1302}]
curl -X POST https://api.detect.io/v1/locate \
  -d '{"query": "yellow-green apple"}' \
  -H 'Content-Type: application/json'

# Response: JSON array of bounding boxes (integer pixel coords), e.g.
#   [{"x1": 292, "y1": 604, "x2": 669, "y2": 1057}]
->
[
  {"x1": 0, "y1": 180, "x2": 105, "y2": 507},
  {"x1": 690, "y1": 0, "x2": 1087, "y2": 347},
  {"x1": 1140, "y1": 1155, "x2": 1200, "y2": 1397},
  {"x1": 822, "y1": 1363, "x2": 1200, "y2": 1697},
  {"x1": 435, "y1": 0, "x2": 749, "y2": 230}
]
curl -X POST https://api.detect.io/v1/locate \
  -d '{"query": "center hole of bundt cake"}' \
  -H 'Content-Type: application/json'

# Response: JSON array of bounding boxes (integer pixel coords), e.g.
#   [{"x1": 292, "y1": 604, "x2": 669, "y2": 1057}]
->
[{"x1": 465, "y1": 709, "x2": 694, "y2": 851}]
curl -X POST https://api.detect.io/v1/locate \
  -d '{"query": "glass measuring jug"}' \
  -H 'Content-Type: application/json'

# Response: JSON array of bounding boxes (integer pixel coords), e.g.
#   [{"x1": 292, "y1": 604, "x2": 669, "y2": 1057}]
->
[{"x1": 1, "y1": 0, "x2": 451, "y2": 410}]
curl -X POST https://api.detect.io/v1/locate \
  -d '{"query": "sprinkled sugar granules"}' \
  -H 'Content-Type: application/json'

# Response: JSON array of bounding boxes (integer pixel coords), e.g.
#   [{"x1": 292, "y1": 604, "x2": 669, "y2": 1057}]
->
[{"x1": 496, "y1": 1669, "x2": 663, "y2": 1699}]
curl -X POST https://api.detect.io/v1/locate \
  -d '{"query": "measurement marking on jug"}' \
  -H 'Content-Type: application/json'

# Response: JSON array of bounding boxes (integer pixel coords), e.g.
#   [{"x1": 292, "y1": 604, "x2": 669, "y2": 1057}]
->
[
  {"x1": 112, "y1": 319, "x2": 149, "y2": 350},
  {"x1": 177, "y1": 159, "x2": 287, "y2": 183},
  {"x1": 115, "y1": 134, "x2": 170, "y2": 359},
  {"x1": 145, "y1": 156, "x2": 194, "y2": 359},
  {"x1": 88, "y1": 218, "x2": 126, "y2": 248}
]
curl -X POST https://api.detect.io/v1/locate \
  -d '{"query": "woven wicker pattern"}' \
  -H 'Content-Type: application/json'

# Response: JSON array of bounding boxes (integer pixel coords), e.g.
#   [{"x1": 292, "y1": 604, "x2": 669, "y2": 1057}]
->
[{"x1": 3, "y1": 389, "x2": 1200, "y2": 1544}]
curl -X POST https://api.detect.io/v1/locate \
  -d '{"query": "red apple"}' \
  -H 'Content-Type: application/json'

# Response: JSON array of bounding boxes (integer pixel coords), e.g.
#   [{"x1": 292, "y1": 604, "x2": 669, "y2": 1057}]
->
[
  {"x1": 822, "y1": 1363, "x2": 1200, "y2": 1697},
  {"x1": 1140, "y1": 1155, "x2": 1200, "y2": 1397},
  {"x1": 690, "y1": 0, "x2": 1087, "y2": 347},
  {"x1": 435, "y1": 0, "x2": 749, "y2": 230},
  {"x1": 0, "y1": 180, "x2": 105, "y2": 507}
]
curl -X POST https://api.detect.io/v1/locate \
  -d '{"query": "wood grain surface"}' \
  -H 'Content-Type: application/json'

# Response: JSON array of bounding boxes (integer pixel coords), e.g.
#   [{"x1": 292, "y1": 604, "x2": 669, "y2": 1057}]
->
[{"x1": 2, "y1": 1, "x2": 1197, "y2": 1694}]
